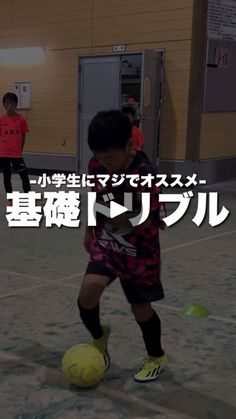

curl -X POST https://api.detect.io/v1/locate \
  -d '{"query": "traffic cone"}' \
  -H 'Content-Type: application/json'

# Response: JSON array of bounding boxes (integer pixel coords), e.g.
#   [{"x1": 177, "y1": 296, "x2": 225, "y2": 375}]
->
[{"x1": 181, "y1": 304, "x2": 209, "y2": 318}]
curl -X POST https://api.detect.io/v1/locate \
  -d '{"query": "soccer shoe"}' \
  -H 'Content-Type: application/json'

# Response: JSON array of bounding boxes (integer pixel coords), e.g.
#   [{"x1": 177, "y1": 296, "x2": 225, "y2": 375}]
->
[
  {"x1": 93, "y1": 325, "x2": 111, "y2": 372},
  {"x1": 134, "y1": 354, "x2": 167, "y2": 382}
]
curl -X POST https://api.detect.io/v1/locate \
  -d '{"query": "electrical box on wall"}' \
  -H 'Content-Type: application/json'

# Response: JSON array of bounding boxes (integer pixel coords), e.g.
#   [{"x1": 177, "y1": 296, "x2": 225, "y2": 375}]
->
[{"x1": 14, "y1": 82, "x2": 31, "y2": 109}]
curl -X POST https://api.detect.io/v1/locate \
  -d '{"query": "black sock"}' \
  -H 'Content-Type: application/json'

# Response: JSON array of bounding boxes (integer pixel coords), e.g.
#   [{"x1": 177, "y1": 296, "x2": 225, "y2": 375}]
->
[
  {"x1": 136, "y1": 310, "x2": 164, "y2": 357},
  {"x1": 78, "y1": 301, "x2": 103, "y2": 339}
]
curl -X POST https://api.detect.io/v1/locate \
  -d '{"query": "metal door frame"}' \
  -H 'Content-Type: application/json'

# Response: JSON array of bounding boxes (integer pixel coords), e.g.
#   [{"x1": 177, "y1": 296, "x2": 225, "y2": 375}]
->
[{"x1": 77, "y1": 49, "x2": 165, "y2": 173}]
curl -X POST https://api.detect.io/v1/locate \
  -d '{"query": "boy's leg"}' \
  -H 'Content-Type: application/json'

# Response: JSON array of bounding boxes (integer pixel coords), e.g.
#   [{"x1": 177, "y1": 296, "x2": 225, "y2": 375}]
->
[
  {"x1": 78, "y1": 273, "x2": 109, "y2": 337},
  {"x1": 0, "y1": 158, "x2": 13, "y2": 193},
  {"x1": 131, "y1": 303, "x2": 164, "y2": 358},
  {"x1": 131, "y1": 302, "x2": 167, "y2": 382},
  {"x1": 78, "y1": 272, "x2": 112, "y2": 370},
  {"x1": 11, "y1": 159, "x2": 31, "y2": 193},
  {"x1": 19, "y1": 170, "x2": 31, "y2": 193}
]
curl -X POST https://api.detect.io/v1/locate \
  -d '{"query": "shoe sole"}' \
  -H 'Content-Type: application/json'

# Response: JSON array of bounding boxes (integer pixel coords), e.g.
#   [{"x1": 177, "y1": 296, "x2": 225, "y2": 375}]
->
[
  {"x1": 104, "y1": 350, "x2": 110, "y2": 372},
  {"x1": 103, "y1": 326, "x2": 111, "y2": 372},
  {"x1": 96, "y1": 326, "x2": 111, "y2": 373},
  {"x1": 134, "y1": 367, "x2": 165, "y2": 383}
]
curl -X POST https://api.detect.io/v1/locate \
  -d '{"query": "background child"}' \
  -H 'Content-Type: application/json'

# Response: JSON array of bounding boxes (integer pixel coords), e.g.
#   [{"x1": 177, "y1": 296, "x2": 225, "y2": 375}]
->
[
  {"x1": 122, "y1": 105, "x2": 145, "y2": 151},
  {"x1": 0, "y1": 92, "x2": 31, "y2": 204},
  {"x1": 78, "y1": 110, "x2": 167, "y2": 382}
]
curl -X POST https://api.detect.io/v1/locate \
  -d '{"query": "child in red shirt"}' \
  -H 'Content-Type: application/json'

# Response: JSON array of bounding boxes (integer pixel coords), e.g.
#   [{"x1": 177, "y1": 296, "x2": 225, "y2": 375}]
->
[
  {"x1": 122, "y1": 106, "x2": 144, "y2": 151},
  {"x1": 0, "y1": 92, "x2": 31, "y2": 202}
]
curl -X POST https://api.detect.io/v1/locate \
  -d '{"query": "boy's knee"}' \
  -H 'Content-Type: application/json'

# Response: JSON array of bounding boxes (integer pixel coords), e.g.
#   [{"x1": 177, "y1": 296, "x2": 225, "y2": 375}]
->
[
  {"x1": 78, "y1": 277, "x2": 106, "y2": 309},
  {"x1": 131, "y1": 302, "x2": 153, "y2": 322},
  {"x1": 78, "y1": 286, "x2": 97, "y2": 310}
]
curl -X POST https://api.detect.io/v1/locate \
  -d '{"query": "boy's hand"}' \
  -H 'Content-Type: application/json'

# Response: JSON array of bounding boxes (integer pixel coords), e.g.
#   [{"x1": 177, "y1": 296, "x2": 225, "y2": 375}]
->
[
  {"x1": 83, "y1": 227, "x2": 93, "y2": 253},
  {"x1": 109, "y1": 212, "x2": 153, "y2": 230},
  {"x1": 109, "y1": 212, "x2": 132, "y2": 229}
]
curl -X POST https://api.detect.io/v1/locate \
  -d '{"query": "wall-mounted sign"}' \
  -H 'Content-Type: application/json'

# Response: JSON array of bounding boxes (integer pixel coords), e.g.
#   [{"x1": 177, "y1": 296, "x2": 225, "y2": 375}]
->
[
  {"x1": 208, "y1": 0, "x2": 236, "y2": 41},
  {"x1": 112, "y1": 45, "x2": 126, "y2": 53},
  {"x1": 14, "y1": 82, "x2": 31, "y2": 109}
]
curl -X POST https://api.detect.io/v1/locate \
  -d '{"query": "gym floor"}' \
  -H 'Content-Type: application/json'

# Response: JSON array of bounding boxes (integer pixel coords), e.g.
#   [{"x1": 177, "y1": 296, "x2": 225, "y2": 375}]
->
[{"x1": 0, "y1": 175, "x2": 235, "y2": 419}]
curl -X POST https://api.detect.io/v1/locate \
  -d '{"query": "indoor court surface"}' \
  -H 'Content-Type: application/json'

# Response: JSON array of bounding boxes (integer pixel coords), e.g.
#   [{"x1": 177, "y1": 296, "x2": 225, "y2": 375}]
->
[{"x1": 0, "y1": 175, "x2": 235, "y2": 419}]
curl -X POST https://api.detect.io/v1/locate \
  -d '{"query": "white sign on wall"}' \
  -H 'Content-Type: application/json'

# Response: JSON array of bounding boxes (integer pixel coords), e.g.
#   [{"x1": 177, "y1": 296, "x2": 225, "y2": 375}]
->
[
  {"x1": 208, "y1": 0, "x2": 236, "y2": 41},
  {"x1": 14, "y1": 82, "x2": 31, "y2": 109}
]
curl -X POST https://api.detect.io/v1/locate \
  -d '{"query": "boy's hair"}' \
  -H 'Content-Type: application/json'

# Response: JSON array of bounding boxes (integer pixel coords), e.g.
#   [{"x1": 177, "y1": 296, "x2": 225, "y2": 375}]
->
[
  {"x1": 122, "y1": 105, "x2": 136, "y2": 118},
  {"x1": 88, "y1": 110, "x2": 132, "y2": 152},
  {"x1": 2, "y1": 92, "x2": 18, "y2": 105}
]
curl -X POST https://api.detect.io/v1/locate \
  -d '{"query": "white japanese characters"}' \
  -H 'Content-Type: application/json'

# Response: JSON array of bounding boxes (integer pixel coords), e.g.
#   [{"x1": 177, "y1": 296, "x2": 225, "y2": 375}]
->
[{"x1": 5, "y1": 187, "x2": 229, "y2": 228}]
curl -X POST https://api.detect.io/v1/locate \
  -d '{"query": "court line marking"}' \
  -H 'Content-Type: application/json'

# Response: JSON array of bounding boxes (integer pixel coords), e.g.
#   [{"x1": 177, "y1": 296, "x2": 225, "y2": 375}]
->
[
  {"x1": 161, "y1": 229, "x2": 236, "y2": 253},
  {"x1": 109, "y1": 293, "x2": 236, "y2": 326},
  {"x1": 0, "y1": 351, "x2": 194, "y2": 419},
  {"x1": 0, "y1": 228, "x2": 235, "y2": 301},
  {"x1": 100, "y1": 387, "x2": 195, "y2": 419},
  {"x1": 5, "y1": 277, "x2": 235, "y2": 327},
  {"x1": 0, "y1": 268, "x2": 44, "y2": 280},
  {"x1": 155, "y1": 303, "x2": 236, "y2": 325},
  {"x1": 0, "y1": 272, "x2": 84, "y2": 301},
  {"x1": 61, "y1": 282, "x2": 236, "y2": 326},
  {"x1": 207, "y1": 314, "x2": 236, "y2": 325},
  {"x1": 0, "y1": 281, "x2": 59, "y2": 300}
]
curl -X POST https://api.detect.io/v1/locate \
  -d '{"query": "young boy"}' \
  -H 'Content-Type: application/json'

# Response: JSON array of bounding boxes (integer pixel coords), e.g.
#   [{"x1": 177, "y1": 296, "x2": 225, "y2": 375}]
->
[
  {"x1": 122, "y1": 105, "x2": 144, "y2": 151},
  {"x1": 78, "y1": 110, "x2": 167, "y2": 382},
  {"x1": 0, "y1": 92, "x2": 31, "y2": 203}
]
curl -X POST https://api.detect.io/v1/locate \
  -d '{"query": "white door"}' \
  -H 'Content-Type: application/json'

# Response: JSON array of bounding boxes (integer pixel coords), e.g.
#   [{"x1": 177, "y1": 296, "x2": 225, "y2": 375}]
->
[{"x1": 78, "y1": 56, "x2": 120, "y2": 173}]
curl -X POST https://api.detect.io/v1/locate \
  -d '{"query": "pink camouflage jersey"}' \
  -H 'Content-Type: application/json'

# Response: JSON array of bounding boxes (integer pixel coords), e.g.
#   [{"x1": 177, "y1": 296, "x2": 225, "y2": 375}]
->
[{"x1": 87, "y1": 151, "x2": 166, "y2": 287}]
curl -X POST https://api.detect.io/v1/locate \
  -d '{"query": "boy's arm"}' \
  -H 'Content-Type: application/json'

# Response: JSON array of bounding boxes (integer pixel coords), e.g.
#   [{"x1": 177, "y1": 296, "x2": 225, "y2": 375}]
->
[
  {"x1": 83, "y1": 225, "x2": 94, "y2": 253},
  {"x1": 109, "y1": 212, "x2": 152, "y2": 230},
  {"x1": 22, "y1": 134, "x2": 26, "y2": 150},
  {"x1": 21, "y1": 117, "x2": 29, "y2": 151},
  {"x1": 110, "y1": 206, "x2": 164, "y2": 230},
  {"x1": 110, "y1": 168, "x2": 166, "y2": 230},
  {"x1": 85, "y1": 225, "x2": 93, "y2": 234}
]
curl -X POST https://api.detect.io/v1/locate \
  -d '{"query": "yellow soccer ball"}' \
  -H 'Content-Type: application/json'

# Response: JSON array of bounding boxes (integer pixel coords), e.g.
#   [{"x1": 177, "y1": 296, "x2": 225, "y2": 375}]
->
[{"x1": 62, "y1": 343, "x2": 105, "y2": 388}]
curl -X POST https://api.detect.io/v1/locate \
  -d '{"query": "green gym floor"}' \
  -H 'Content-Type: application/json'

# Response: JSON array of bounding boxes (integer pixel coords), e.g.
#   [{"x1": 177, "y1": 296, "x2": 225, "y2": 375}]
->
[{"x1": 0, "y1": 175, "x2": 235, "y2": 419}]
